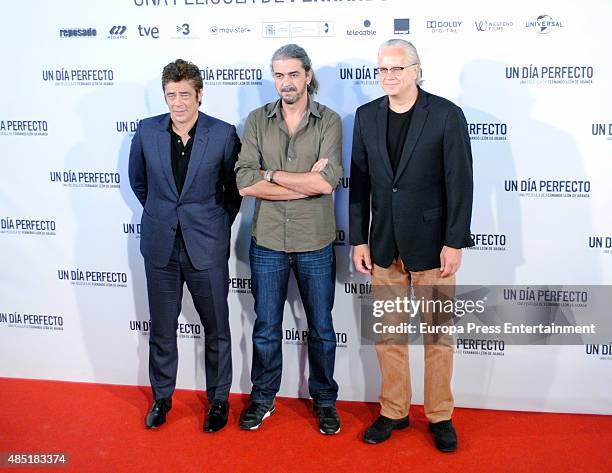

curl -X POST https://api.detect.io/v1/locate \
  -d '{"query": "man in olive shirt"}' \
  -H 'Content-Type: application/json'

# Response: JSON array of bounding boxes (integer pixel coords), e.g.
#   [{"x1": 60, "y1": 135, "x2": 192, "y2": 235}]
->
[{"x1": 235, "y1": 44, "x2": 343, "y2": 435}]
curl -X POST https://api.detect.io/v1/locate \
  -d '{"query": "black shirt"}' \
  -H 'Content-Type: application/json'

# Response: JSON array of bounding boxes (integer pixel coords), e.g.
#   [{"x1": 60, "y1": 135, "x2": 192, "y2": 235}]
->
[
  {"x1": 168, "y1": 119, "x2": 198, "y2": 242},
  {"x1": 168, "y1": 120, "x2": 198, "y2": 195},
  {"x1": 386, "y1": 107, "x2": 414, "y2": 175}
]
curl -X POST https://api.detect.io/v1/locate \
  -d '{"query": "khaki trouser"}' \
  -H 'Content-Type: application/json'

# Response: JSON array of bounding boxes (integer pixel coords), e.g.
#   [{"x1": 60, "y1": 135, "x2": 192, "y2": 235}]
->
[{"x1": 372, "y1": 258, "x2": 455, "y2": 423}]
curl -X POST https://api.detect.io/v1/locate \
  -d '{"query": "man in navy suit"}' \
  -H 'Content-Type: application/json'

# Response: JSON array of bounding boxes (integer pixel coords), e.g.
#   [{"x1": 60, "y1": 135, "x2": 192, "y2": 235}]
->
[
  {"x1": 129, "y1": 59, "x2": 241, "y2": 432},
  {"x1": 350, "y1": 40, "x2": 474, "y2": 451}
]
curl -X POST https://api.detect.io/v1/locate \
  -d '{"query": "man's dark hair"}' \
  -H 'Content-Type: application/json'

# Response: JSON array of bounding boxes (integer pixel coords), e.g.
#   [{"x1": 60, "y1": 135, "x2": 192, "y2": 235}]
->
[{"x1": 161, "y1": 59, "x2": 203, "y2": 104}]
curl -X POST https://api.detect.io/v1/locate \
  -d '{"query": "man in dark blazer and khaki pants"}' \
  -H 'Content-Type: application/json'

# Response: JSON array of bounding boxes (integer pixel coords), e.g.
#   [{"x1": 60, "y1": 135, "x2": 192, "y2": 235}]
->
[
  {"x1": 350, "y1": 40, "x2": 474, "y2": 451},
  {"x1": 129, "y1": 59, "x2": 241, "y2": 433}
]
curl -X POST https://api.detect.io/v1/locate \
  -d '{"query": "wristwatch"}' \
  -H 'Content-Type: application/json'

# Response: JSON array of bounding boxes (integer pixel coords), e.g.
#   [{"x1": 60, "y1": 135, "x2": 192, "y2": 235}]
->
[{"x1": 264, "y1": 170, "x2": 277, "y2": 183}]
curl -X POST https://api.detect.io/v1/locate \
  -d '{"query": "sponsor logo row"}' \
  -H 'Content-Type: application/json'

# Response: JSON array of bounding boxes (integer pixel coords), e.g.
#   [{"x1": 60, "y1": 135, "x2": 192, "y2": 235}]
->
[{"x1": 60, "y1": 15, "x2": 566, "y2": 40}]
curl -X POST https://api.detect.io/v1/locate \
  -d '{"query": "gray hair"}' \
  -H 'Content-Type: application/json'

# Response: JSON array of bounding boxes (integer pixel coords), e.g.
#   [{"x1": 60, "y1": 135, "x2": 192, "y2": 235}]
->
[
  {"x1": 378, "y1": 39, "x2": 423, "y2": 86},
  {"x1": 270, "y1": 43, "x2": 319, "y2": 95}
]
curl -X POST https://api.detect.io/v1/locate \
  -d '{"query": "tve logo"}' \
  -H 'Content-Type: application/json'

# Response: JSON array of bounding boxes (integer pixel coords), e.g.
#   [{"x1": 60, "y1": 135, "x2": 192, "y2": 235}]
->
[{"x1": 138, "y1": 25, "x2": 159, "y2": 39}]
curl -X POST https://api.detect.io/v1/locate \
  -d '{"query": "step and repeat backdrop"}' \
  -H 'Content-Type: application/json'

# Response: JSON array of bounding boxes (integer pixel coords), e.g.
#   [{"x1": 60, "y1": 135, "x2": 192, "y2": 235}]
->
[{"x1": 1, "y1": 0, "x2": 611, "y2": 414}]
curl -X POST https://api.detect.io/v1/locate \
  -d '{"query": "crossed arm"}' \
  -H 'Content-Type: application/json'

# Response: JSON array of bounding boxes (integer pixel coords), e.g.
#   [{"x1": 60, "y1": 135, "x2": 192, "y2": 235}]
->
[
  {"x1": 239, "y1": 158, "x2": 331, "y2": 200},
  {"x1": 234, "y1": 111, "x2": 342, "y2": 200}
]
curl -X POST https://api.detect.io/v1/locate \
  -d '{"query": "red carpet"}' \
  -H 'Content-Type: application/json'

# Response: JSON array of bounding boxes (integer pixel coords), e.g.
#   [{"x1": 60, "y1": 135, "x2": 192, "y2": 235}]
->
[{"x1": 1, "y1": 378, "x2": 611, "y2": 473}]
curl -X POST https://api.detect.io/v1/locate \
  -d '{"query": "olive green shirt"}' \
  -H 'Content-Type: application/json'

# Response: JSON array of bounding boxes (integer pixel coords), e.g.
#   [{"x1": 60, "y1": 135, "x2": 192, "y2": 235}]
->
[{"x1": 235, "y1": 97, "x2": 343, "y2": 252}]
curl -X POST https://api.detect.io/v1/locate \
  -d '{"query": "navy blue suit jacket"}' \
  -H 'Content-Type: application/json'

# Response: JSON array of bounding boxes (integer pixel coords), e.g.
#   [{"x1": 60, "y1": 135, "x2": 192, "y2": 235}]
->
[
  {"x1": 349, "y1": 89, "x2": 474, "y2": 271},
  {"x1": 129, "y1": 111, "x2": 241, "y2": 270}
]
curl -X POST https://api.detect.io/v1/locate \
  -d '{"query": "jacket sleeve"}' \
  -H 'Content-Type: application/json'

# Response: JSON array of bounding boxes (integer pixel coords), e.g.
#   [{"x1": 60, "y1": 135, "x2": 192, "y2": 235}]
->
[
  {"x1": 128, "y1": 123, "x2": 147, "y2": 207},
  {"x1": 443, "y1": 106, "x2": 475, "y2": 249},
  {"x1": 222, "y1": 125, "x2": 243, "y2": 224},
  {"x1": 349, "y1": 110, "x2": 371, "y2": 246}
]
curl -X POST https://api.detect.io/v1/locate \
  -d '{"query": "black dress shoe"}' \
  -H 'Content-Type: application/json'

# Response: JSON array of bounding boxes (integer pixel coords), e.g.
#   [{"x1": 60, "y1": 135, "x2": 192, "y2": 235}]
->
[
  {"x1": 204, "y1": 400, "x2": 229, "y2": 433},
  {"x1": 363, "y1": 415, "x2": 409, "y2": 444},
  {"x1": 145, "y1": 398, "x2": 172, "y2": 429},
  {"x1": 428, "y1": 419, "x2": 457, "y2": 452},
  {"x1": 314, "y1": 405, "x2": 341, "y2": 435}
]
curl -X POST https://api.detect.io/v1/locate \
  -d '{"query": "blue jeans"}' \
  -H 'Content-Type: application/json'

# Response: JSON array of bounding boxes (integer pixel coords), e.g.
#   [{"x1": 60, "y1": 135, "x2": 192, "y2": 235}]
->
[{"x1": 249, "y1": 238, "x2": 338, "y2": 407}]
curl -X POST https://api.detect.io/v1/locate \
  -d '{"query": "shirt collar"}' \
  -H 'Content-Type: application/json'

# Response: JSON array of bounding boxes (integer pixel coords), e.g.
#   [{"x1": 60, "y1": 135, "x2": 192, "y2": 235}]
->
[
  {"x1": 266, "y1": 95, "x2": 321, "y2": 119},
  {"x1": 168, "y1": 118, "x2": 199, "y2": 139}
]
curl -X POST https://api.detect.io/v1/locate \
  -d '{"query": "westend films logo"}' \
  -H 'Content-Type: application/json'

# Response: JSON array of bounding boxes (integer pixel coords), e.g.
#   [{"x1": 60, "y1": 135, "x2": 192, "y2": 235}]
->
[
  {"x1": 469, "y1": 122, "x2": 507, "y2": 141},
  {"x1": 338, "y1": 65, "x2": 380, "y2": 86},
  {"x1": 588, "y1": 235, "x2": 612, "y2": 255},
  {"x1": 283, "y1": 326, "x2": 348, "y2": 348},
  {"x1": 0, "y1": 311, "x2": 64, "y2": 332},
  {"x1": 360, "y1": 285, "x2": 612, "y2": 346},
  {"x1": 262, "y1": 21, "x2": 334, "y2": 38},
  {"x1": 209, "y1": 24, "x2": 252, "y2": 36},
  {"x1": 474, "y1": 20, "x2": 513, "y2": 32},
  {"x1": 107, "y1": 25, "x2": 127, "y2": 39},
  {"x1": 123, "y1": 222, "x2": 141, "y2": 238},
  {"x1": 57, "y1": 268, "x2": 128, "y2": 288},
  {"x1": 116, "y1": 119, "x2": 140, "y2": 134},
  {"x1": 525, "y1": 15, "x2": 564, "y2": 34},
  {"x1": 129, "y1": 319, "x2": 202, "y2": 339},
  {"x1": 49, "y1": 170, "x2": 121, "y2": 189},
  {"x1": 1, "y1": 217, "x2": 57, "y2": 236},
  {"x1": 585, "y1": 343, "x2": 612, "y2": 361},
  {"x1": 426, "y1": 19, "x2": 462, "y2": 33},
  {"x1": 42, "y1": 68, "x2": 115, "y2": 87},
  {"x1": 394, "y1": 18, "x2": 410, "y2": 35},
  {"x1": 592, "y1": 123, "x2": 612, "y2": 140},
  {"x1": 503, "y1": 178, "x2": 590, "y2": 198},
  {"x1": 346, "y1": 19, "x2": 377, "y2": 37},
  {"x1": 467, "y1": 233, "x2": 507, "y2": 252},
  {"x1": 59, "y1": 27, "x2": 97, "y2": 38},
  {"x1": 200, "y1": 66, "x2": 263, "y2": 86},
  {"x1": 171, "y1": 23, "x2": 199, "y2": 39},
  {"x1": 0, "y1": 120, "x2": 48, "y2": 137},
  {"x1": 505, "y1": 64, "x2": 593, "y2": 86}
]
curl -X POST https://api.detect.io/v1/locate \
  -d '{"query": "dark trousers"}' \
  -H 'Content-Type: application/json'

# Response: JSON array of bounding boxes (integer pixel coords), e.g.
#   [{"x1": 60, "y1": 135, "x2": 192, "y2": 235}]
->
[
  {"x1": 249, "y1": 238, "x2": 338, "y2": 407},
  {"x1": 144, "y1": 237, "x2": 232, "y2": 401}
]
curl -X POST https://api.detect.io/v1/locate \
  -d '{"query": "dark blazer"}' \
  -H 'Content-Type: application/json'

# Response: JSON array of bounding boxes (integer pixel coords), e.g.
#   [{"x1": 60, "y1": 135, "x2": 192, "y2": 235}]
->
[
  {"x1": 129, "y1": 111, "x2": 241, "y2": 270},
  {"x1": 349, "y1": 89, "x2": 474, "y2": 271}
]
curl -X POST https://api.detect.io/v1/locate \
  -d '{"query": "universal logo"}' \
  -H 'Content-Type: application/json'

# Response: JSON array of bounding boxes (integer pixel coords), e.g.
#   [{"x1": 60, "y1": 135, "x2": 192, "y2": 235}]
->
[{"x1": 525, "y1": 15, "x2": 564, "y2": 34}]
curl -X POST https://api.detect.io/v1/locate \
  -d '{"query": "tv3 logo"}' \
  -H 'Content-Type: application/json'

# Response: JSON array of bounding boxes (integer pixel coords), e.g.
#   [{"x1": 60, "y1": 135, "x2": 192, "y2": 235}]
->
[{"x1": 176, "y1": 23, "x2": 190, "y2": 36}]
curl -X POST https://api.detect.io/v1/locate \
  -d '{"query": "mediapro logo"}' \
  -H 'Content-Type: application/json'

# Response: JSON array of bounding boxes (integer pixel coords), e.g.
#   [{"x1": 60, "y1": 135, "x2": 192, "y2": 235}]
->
[{"x1": 109, "y1": 26, "x2": 127, "y2": 35}]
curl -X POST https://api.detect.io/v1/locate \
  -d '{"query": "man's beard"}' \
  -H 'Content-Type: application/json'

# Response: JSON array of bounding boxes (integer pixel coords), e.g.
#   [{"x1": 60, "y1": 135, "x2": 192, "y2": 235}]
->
[{"x1": 281, "y1": 87, "x2": 302, "y2": 105}]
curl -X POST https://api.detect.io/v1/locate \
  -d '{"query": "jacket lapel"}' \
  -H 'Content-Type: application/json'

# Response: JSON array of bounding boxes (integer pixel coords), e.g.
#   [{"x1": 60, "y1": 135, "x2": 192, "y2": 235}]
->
[
  {"x1": 376, "y1": 97, "x2": 394, "y2": 180},
  {"x1": 393, "y1": 90, "x2": 429, "y2": 184},
  {"x1": 179, "y1": 111, "x2": 209, "y2": 201},
  {"x1": 156, "y1": 114, "x2": 179, "y2": 198}
]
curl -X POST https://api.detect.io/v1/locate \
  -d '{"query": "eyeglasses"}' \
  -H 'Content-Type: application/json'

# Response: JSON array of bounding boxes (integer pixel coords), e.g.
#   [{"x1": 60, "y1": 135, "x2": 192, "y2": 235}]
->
[{"x1": 376, "y1": 63, "x2": 419, "y2": 77}]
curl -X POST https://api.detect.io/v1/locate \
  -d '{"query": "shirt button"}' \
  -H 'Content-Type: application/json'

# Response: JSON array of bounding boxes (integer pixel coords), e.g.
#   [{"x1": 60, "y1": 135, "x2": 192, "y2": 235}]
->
[
  {"x1": 181, "y1": 152, "x2": 185, "y2": 155},
  {"x1": 286, "y1": 218, "x2": 290, "y2": 222},
  {"x1": 392, "y1": 187, "x2": 398, "y2": 193}
]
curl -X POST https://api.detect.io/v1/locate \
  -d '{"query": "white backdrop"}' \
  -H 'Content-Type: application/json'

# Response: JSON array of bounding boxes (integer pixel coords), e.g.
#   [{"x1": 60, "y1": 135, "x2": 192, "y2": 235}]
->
[{"x1": 1, "y1": 0, "x2": 611, "y2": 414}]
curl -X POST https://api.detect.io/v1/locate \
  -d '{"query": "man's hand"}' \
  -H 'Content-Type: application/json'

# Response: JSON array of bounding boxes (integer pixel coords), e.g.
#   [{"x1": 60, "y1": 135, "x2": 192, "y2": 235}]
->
[
  {"x1": 352, "y1": 244, "x2": 373, "y2": 274},
  {"x1": 440, "y1": 246, "x2": 462, "y2": 278},
  {"x1": 311, "y1": 158, "x2": 328, "y2": 172}
]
